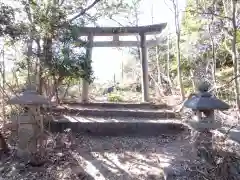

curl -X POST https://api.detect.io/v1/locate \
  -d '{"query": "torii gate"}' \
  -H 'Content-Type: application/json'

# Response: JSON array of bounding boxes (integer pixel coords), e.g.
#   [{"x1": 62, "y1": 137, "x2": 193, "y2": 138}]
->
[{"x1": 77, "y1": 23, "x2": 167, "y2": 102}]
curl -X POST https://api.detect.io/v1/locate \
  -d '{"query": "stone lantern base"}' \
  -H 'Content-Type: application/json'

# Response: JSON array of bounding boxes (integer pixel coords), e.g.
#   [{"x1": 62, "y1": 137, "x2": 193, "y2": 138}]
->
[
  {"x1": 11, "y1": 114, "x2": 41, "y2": 162},
  {"x1": 187, "y1": 119, "x2": 219, "y2": 165}
]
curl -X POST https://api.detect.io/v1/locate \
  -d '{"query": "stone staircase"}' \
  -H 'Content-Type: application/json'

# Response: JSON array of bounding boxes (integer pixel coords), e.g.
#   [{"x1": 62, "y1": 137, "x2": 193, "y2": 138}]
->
[
  {"x1": 46, "y1": 102, "x2": 185, "y2": 136},
  {"x1": 43, "y1": 102, "x2": 240, "y2": 180}
]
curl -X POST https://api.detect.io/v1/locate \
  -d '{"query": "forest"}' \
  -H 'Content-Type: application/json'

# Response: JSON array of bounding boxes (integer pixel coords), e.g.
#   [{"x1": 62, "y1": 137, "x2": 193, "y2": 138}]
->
[
  {"x1": 0, "y1": 0, "x2": 239, "y2": 108},
  {"x1": 0, "y1": 0, "x2": 239, "y2": 180},
  {"x1": 124, "y1": 0, "x2": 240, "y2": 109}
]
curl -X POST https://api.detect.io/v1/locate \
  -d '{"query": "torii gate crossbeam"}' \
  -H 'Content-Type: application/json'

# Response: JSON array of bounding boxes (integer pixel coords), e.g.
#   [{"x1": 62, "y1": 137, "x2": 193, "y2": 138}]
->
[{"x1": 76, "y1": 23, "x2": 167, "y2": 102}]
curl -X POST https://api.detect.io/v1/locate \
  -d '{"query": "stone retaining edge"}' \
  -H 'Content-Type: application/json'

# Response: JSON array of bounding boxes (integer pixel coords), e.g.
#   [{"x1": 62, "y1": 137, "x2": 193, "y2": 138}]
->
[
  {"x1": 45, "y1": 121, "x2": 187, "y2": 136},
  {"x1": 59, "y1": 102, "x2": 169, "y2": 109},
  {"x1": 48, "y1": 108, "x2": 179, "y2": 119}
]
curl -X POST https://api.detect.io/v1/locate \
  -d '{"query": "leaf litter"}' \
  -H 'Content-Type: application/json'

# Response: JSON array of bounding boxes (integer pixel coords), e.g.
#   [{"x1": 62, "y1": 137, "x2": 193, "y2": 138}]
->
[{"x1": 0, "y1": 130, "x2": 197, "y2": 180}]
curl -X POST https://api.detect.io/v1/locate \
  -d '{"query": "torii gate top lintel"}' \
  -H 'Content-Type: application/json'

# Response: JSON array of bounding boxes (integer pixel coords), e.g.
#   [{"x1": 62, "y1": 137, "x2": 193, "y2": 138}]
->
[{"x1": 75, "y1": 23, "x2": 167, "y2": 36}]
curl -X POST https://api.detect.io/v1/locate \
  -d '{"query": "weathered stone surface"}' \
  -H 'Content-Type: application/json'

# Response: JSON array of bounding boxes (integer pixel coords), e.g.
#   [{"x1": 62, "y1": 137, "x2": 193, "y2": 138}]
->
[
  {"x1": 8, "y1": 88, "x2": 50, "y2": 105},
  {"x1": 47, "y1": 120, "x2": 186, "y2": 136},
  {"x1": 187, "y1": 119, "x2": 221, "y2": 131},
  {"x1": 190, "y1": 129, "x2": 216, "y2": 166},
  {"x1": 11, "y1": 115, "x2": 38, "y2": 160},
  {"x1": 184, "y1": 93, "x2": 230, "y2": 110},
  {"x1": 184, "y1": 81, "x2": 230, "y2": 111},
  {"x1": 18, "y1": 126, "x2": 34, "y2": 149},
  {"x1": 183, "y1": 82, "x2": 231, "y2": 174},
  {"x1": 16, "y1": 148, "x2": 31, "y2": 162},
  {"x1": 50, "y1": 107, "x2": 177, "y2": 119},
  {"x1": 60, "y1": 102, "x2": 169, "y2": 109}
]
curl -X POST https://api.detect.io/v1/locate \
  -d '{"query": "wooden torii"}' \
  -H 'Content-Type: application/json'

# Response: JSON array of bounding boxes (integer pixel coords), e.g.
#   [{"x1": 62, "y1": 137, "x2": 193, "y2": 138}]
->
[{"x1": 77, "y1": 23, "x2": 167, "y2": 102}]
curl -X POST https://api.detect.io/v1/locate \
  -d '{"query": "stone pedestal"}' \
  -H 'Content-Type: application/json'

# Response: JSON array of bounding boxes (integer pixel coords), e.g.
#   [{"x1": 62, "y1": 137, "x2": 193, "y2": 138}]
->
[
  {"x1": 188, "y1": 110, "x2": 218, "y2": 165},
  {"x1": 11, "y1": 115, "x2": 39, "y2": 161},
  {"x1": 191, "y1": 130, "x2": 215, "y2": 164}
]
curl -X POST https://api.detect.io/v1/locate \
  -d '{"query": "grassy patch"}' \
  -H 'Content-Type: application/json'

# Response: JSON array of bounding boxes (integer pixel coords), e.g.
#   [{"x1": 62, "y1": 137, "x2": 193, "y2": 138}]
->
[
  {"x1": 216, "y1": 67, "x2": 233, "y2": 83},
  {"x1": 107, "y1": 93, "x2": 123, "y2": 102}
]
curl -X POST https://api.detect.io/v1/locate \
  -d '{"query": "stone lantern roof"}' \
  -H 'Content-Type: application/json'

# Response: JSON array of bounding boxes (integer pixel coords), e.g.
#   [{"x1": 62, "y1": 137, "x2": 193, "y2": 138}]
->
[
  {"x1": 7, "y1": 85, "x2": 50, "y2": 105},
  {"x1": 184, "y1": 82, "x2": 230, "y2": 111}
]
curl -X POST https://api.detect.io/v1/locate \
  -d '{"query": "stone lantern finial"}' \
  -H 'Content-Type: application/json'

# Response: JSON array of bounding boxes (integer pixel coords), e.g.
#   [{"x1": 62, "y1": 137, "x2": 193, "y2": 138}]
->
[{"x1": 197, "y1": 81, "x2": 210, "y2": 93}]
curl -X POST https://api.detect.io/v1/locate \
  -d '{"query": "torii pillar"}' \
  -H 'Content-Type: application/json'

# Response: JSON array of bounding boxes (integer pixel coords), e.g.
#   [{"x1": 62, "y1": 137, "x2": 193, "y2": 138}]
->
[
  {"x1": 81, "y1": 34, "x2": 93, "y2": 103},
  {"x1": 140, "y1": 33, "x2": 149, "y2": 102}
]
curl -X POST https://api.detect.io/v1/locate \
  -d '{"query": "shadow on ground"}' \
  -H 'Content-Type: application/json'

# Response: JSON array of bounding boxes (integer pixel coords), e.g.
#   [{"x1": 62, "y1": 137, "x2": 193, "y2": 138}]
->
[{"x1": 0, "y1": 130, "x2": 195, "y2": 180}]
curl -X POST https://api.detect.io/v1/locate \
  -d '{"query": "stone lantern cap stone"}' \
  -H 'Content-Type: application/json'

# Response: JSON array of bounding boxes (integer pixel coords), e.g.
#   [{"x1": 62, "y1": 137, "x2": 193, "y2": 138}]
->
[
  {"x1": 184, "y1": 82, "x2": 230, "y2": 111},
  {"x1": 7, "y1": 88, "x2": 50, "y2": 105}
]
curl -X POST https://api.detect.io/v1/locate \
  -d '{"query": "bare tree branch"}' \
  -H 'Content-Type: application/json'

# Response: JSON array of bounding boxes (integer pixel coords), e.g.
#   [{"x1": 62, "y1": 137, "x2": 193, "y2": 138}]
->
[
  {"x1": 68, "y1": 0, "x2": 101, "y2": 23},
  {"x1": 208, "y1": 74, "x2": 240, "y2": 92},
  {"x1": 185, "y1": 10, "x2": 232, "y2": 21},
  {"x1": 59, "y1": 0, "x2": 65, "y2": 6},
  {"x1": 108, "y1": 17, "x2": 125, "y2": 26},
  {"x1": 164, "y1": 0, "x2": 174, "y2": 13}
]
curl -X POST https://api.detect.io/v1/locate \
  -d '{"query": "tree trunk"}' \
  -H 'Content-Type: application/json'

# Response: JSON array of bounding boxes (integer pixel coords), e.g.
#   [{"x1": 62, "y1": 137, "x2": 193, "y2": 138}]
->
[
  {"x1": 156, "y1": 46, "x2": 162, "y2": 86},
  {"x1": 38, "y1": 64, "x2": 44, "y2": 95},
  {"x1": 62, "y1": 81, "x2": 71, "y2": 100},
  {"x1": 26, "y1": 37, "x2": 33, "y2": 86},
  {"x1": 176, "y1": 32, "x2": 185, "y2": 99},
  {"x1": 50, "y1": 76, "x2": 64, "y2": 104},
  {"x1": 231, "y1": 0, "x2": 240, "y2": 109},
  {"x1": 167, "y1": 32, "x2": 171, "y2": 83},
  {"x1": 208, "y1": 24, "x2": 216, "y2": 86},
  {"x1": 43, "y1": 37, "x2": 55, "y2": 97},
  {"x1": 172, "y1": 0, "x2": 184, "y2": 100},
  {"x1": 190, "y1": 68, "x2": 196, "y2": 91},
  {"x1": 36, "y1": 39, "x2": 44, "y2": 95},
  {"x1": 221, "y1": 0, "x2": 240, "y2": 109}
]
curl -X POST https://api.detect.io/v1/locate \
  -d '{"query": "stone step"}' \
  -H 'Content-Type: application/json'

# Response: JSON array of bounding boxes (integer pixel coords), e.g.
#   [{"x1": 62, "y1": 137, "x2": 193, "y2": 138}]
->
[
  {"x1": 215, "y1": 126, "x2": 240, "y2": 144},
  {"x1": 60, "y1": 102, "x2": 169, "y2": 109},
  {"x1": 49, "y1": 106, "x2": 178, "y2": 119},
  {"x1": 47, "y1": 117, "x2": 186, "y2": 136}
]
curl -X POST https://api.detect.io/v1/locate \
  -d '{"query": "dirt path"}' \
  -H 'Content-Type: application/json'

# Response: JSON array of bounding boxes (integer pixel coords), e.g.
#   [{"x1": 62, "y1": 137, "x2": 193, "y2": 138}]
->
[{"x1": 0, "y1": 131, "x2": 197, "y2": 180}]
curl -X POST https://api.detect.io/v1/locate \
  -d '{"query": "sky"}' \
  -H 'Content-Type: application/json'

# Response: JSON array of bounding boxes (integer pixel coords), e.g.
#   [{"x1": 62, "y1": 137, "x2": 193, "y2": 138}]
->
[
  {"x1": 91, "y1": 0, "x2": 186, "y2": 83},
  {"x1": 0, "y1": 0, "x2": 187, "y2": 83}
]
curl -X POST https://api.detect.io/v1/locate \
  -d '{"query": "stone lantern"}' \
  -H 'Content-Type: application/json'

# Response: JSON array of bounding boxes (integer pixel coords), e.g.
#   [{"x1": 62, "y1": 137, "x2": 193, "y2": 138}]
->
[
  {"x1": 184, "y1": 82, "x2": 230, "y2": 163},
  {"x1": 7, "y1": 85, "x2": 50, "y2": 162}
]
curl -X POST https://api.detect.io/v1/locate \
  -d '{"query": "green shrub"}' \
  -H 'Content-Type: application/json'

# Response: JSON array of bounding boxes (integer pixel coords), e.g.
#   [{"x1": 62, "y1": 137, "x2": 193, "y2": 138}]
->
[{"x1": 107, "y1": 93, "x2": 123, "y2": 102}]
